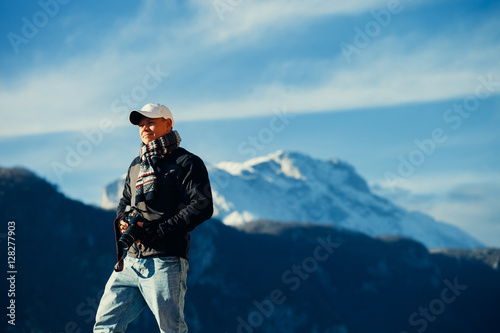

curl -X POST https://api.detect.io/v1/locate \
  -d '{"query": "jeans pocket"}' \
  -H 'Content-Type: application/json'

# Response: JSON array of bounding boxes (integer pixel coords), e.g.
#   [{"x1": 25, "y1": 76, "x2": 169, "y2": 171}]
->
[{"x1": 156, "y1": 256, "x2": 179, "y2": 263}]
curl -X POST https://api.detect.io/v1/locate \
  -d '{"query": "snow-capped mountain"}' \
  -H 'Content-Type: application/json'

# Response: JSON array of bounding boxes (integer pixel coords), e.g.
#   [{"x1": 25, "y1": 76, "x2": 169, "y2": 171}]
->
[{"x1": 102, "y1": 150, "x2": 483, "y2": 249}]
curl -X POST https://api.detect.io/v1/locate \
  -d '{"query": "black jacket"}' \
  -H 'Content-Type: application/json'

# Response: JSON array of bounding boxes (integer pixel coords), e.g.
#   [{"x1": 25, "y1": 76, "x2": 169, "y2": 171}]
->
[{"x1": 117, "y1": 147, "x2": 213, "y2": 259}]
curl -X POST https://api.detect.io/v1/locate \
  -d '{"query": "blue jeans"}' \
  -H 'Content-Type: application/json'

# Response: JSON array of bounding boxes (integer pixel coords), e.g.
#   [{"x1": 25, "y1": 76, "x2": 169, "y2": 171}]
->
[{"x1": 94, "y1": 256, "x2": 188, "y2": 333}]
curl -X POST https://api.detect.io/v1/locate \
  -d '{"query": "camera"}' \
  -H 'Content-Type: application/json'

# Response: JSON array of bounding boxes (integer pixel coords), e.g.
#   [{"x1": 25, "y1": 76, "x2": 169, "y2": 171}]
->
[{"x1": 118, "y1": 208, "x2": 144, "y2": 250}]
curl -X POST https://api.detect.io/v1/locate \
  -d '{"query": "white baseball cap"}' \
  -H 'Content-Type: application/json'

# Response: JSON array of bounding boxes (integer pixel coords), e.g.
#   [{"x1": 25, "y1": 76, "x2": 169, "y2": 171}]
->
[{"x1": 129, "y1": 103, "x2": 174, "y2": 126}]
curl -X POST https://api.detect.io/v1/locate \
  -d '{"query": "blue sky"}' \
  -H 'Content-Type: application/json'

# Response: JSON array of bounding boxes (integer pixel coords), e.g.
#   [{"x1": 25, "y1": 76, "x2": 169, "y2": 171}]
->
[{"x1": 0, "y1": 0, "x2": 499, "y2": 246}]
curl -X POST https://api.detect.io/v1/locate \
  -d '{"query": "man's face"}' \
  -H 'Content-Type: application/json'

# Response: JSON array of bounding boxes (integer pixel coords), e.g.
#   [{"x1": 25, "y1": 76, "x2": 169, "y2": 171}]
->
[{"x1": 138, "y1": 116, "x2": 172, "y2": 144}]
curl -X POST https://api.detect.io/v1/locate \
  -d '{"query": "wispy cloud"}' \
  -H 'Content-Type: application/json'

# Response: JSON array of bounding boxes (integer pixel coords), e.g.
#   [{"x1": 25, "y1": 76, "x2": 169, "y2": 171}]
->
[
  {"x1": 179, "y1": 36, "x2": 500, "y2": 120},
  {"x1": 189, "y1": 0, "x2": 390, "y2": 45},
  {"x1": 1, "y1": 0, "x2": 499, "y2": 137},
  {"x1": 0, "y1": 52, "x2": 163, "y2": 135}
]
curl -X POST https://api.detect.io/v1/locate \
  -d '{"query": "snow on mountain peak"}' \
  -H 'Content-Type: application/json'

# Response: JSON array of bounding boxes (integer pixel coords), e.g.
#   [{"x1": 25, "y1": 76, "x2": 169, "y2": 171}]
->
[
  {"x1": 214, "y1": 150, "x2": 366, "y2": 188},
  {"x1": 215, "y1": 150, "x2": 305, "y2": 180},
  {"x1": 209, "y1": 150, "x2": 387, "y2": 225},
  {"x1": 208, "y1": 150, "x2": 482, "y2": 249}
]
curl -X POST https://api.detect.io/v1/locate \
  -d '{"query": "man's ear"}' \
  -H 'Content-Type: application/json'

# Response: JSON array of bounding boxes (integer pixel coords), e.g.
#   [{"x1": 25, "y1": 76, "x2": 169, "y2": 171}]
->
[{"x1": 166, "y1": 118, "x2": 173, "y2": 129}]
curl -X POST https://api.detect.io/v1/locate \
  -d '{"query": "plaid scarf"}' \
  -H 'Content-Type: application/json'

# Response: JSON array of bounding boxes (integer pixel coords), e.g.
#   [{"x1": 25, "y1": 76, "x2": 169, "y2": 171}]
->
[{"x1": 135, "y1": 130, "x2": 181, "y2": 203}]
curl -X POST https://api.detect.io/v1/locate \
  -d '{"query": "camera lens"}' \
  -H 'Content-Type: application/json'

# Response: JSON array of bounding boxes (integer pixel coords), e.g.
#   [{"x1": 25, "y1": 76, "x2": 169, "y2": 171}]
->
[
  {"x1": 118, "y1": 232, "x2": 135, "y2": 250},
  {"x1": 118, "y1": 210, "x2": 144, "y2": 250}
]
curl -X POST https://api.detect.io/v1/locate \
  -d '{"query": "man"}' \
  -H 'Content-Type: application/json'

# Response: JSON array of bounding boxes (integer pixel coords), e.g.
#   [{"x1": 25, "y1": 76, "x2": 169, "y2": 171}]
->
[{"x1": 94, "y1": 103, "x2": 213, "y2": 332}]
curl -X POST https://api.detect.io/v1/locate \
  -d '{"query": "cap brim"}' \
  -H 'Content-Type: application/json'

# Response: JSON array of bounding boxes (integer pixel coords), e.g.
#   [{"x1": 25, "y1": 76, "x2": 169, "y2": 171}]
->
[
  {"x1": 129, "y1": 110, "x2": 164, "y2": 125},
  {"x1": 129, "y1": 109, "x2": 174, "y2": 126},
  {"x1": 129, "y1": 110, "x2": 143, "y2": 125}
]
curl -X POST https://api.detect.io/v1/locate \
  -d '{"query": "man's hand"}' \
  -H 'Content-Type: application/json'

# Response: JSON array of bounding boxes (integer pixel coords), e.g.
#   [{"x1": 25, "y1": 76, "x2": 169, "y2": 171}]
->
[
  {"x1": 119, "y1": 220, "x2": 130, "y2": 234},
  {"x1": 120, "y1": 220, "x2": 146, "y2": 233}
]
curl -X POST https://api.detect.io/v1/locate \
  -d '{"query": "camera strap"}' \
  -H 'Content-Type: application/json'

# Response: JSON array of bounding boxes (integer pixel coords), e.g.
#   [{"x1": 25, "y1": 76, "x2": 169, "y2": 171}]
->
[{"x1": 113, "y1": 212, "x2": 128, "y2": 272}]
